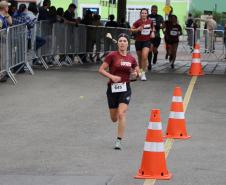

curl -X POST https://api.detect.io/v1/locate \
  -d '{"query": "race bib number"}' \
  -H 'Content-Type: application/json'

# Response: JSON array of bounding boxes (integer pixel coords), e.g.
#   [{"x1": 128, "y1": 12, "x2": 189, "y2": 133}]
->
[
  {"x1": 151, "y1": 18, "x2": 156, "y2": 26},
  {"x1": 141, "y1": 29, "x2": 151, "y2": 35},
  {"x1": 170, "y1": 30, "x2": 178, "y2": 36},
  {"x1": 111, "y1": 83, "x2": 127, "y2": 93}
]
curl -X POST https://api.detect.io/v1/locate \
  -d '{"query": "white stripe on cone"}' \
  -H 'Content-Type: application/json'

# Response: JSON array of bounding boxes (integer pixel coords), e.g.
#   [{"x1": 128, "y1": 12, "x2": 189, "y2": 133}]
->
[
  {"x1": 148, "y1": 122, "x2": 162, "y2": 130},
  {"x1": 144, "y1": 142, "x2": 165, "y2": 152},
  {"x1": 192, "y1": 58, "x2": 201, "y2": 63},
  {"x1": 172, "y1": 96, "x2": 183, "y2": 102},
  {"x1": 193, "y1": 49, "x2": 200, "y2": 53},
  {"x1": 169, "y1": 111, "x2": 185, "y2": 119}
]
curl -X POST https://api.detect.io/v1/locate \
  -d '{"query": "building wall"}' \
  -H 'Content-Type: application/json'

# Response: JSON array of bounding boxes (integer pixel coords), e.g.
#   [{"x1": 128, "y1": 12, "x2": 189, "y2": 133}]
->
[
  {"x1": 51, "y1": 0, "x2": 72, "y2": 11},
  {"x1": 77, "y1": 0, "x2": 189, "y2": 26},
  {"x1": 190, "y1": 0, "x2": 226, "y2": 13}
]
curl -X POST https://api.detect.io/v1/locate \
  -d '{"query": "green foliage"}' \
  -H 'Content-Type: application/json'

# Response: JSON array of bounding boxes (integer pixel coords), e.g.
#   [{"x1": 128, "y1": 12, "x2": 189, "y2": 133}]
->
[
  {"x1": 213, "y1": 11, "x2": 226, "y2": 25},
  {"x1": 190, "y1": 9, "x2": 202, "y2": 18}
]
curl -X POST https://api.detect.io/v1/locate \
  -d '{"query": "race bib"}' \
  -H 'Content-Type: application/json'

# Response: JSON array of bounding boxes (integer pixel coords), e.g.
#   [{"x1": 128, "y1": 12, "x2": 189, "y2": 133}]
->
[
  {"x1": 141, "y1": 29, "x2": 151, "y2": 35},
  {"x1": 170, "y1": 30, "x2": 178, "y2": 36},
  {"x1": 111, "y1": 83, "x2": 127, "y2": 93},
  {"x1": 151, "y1": 18, "x2": 156, "y2": 26}
]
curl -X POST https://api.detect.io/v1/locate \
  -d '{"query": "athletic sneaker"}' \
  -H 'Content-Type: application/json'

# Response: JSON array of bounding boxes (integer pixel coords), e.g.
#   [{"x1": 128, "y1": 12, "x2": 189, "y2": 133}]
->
[
  {"x1": 171, "y1": 63, "x2": 174, "y2": 69},
  {"x1": 114, "y1": 139, "x2": 122, "y2": 150},
  {"x1": 140, "y1": 72, "x2": 147, "y2": 81}
]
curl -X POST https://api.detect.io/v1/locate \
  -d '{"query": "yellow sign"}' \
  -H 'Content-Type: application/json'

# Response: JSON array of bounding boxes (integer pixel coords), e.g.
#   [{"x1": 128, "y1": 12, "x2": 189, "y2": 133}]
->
[{"x1": 163, "y1": 6, "x2": 172, "y2": 14}]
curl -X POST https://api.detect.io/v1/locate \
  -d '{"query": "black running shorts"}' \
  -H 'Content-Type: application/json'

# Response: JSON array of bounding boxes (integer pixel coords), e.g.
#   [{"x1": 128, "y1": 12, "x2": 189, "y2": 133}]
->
[
  {"x1": 150, "y1": 37, "x2": 161, "y2": 48},
  {"x1": 106, "y1": 83, "x2": 132, "y2": 109},
  {"x1": 135, "y1": 40, "x2": 151, "y2": 51}
]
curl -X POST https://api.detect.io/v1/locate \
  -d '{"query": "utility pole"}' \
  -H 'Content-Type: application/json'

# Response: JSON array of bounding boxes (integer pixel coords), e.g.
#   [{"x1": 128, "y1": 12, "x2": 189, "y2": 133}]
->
[{"x1": 117, "y1": 0, "x2": 127, "y2": 23}]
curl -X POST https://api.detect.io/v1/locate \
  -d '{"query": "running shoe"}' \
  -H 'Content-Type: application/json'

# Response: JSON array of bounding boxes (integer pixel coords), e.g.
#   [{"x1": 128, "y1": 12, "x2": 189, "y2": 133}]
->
[
  {"x1": 140, "y1": 72, "x2": 147, "y2": 81},
  {"x1": 114, "y1": 139, "x2": 122, "y2": 150},
  {"x1": 171, "y1": 63, "x2": 174, "y2": 69}
]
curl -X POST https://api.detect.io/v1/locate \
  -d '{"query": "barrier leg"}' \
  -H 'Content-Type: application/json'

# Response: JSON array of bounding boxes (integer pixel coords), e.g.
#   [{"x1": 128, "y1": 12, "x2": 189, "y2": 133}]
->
[
  {"x1": 40, "y1": 57, "x2": 49, "y2": 70},
  {"x1": 53, "y1": 55, "x2": 62, "y2": 67},
  {"x1": 65, "y1": 55, "x2": 73, "y2": 65},
  {"x1": 74, "y1": 55, "x2": 83, "y2": 64},
  {"x1": 25, "y1": 62, "x2": 34, "y2": 75},
  {"x1": 7, "y1": 70, "x2": 17, "y2": 85}
]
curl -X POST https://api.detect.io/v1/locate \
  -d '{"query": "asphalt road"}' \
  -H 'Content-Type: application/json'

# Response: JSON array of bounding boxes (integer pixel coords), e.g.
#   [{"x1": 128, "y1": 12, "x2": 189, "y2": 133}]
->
[{"x1": 0, "y1": 65, "x2": 225, "y2": 185}]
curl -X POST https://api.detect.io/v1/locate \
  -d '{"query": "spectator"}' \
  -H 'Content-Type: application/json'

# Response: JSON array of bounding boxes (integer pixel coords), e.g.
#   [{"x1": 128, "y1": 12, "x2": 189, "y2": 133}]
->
[
  {"x1": 13, "y1": 4, "x2": 35, "y2": 72},
  {"x1": 204, "y1": 21, "x2": 208, "y2": 52},
  {"x1": 0, "y1": 1, "x2": 10, "y2": 29},
  {"x1": 81, "y1": 9, "x2": 93, "y2": 25},
  {"x1": 8, "y1": 0, "x2": 17, "y2": 17},
  {"x1": 27, "y1": 3, "x2": 46, "y2": 51},
  {"x1": 56, "y1": 7, "x2": 64, "y2": 23},
  {"x1": 206, "y1": 15, "x2": 217, "y2": 53},
  {"x1": 92, "y1": 14, "x2": 101, "y2": 26},
  {"x1": 0, "y1": 0, "x2": 11, "y2": 82},
  {"x1": 38, "y1": 0, "x2": 51, "y2": 21},
  {"x1": 63, "y1": 3, "x2": 77, "y2": 24},
  {"x1": 27, "y1": 2, "x2": 38, "y2": 20},
  {"x1": 13, "y1": 4, "x2": 35, "y2": 31},
  {"x1": 185, "y1": 13, "x2": 194, "y2": 51},
  {"x1": 80, "y1": 9, "x2": 93, "y2": 63},
  {"x1": 47, "y1": 6, "x2": 57, "y2": 23},
  {"x1": 118, "y1": 17, "x2": 130, "y2": 28},
  {"x1": 193, "y1": 19, "x2": 200, "y2": 45},
  {"x1": 91, "y1": 14, "x2": 103, "y2": 62},
  {"x1": 105, "y1": 14, "x2": 118, "y2": 27}
]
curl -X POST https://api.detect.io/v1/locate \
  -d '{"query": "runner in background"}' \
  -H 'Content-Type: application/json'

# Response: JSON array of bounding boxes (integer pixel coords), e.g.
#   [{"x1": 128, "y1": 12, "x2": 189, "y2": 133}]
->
[
  {"x1": 98, "y1": 33, "x2": 140, "y2": 150},
  {"x1": 130, "y1": 8, "x2": 155, "y2": 81},
  {"x1": 164, "y1": 15, "x2": 182, "y2": 69},
  {"x1": 148, "y1": 5, "x2": 164, "y2": 70},
  {"x1": 163, "y1": 6, "x2": 174, "y2": 60}
]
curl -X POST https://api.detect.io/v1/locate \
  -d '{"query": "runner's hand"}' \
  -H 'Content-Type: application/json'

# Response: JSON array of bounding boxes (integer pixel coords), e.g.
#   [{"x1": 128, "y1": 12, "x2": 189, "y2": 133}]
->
[
  {"x1": 111, "y1": 76, "x2": 121, "y2": 83},
  {"x1": 137, "y1": 26, "x2": 143, "y2": 32},
  {"x1": 130, "y1": 70, "x2": 138, "y2": 81},
  {"x1": 131, "y1": 70, "x2": 138, "y2": 78}
]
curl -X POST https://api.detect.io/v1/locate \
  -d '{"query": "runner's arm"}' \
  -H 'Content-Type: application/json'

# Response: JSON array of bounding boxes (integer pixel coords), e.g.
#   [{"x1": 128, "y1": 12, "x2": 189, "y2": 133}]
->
[{"x1": 99, "y1": 62, "x2": 121, "y2": 82}]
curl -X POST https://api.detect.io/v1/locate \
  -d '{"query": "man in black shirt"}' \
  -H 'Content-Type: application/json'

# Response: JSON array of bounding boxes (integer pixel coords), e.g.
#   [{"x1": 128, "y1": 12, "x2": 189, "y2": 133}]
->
[
  {"x1": 64, "y1": 3, "x2": 77, "y2": 23},
  {"x1": 38, "y1": 0, "x2": 51, "y2": 21},
  {"x1": 148, "y1": 5, "x2": 164, "y2": 69},
  {"x1": 105, "y1": 14, "x2": 118, "y2": 27}
]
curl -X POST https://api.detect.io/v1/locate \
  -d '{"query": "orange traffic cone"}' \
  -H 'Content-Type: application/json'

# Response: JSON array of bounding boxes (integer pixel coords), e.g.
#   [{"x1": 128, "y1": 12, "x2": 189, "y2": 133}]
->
[
  {"x1": 135, "y1": 109, "x2": 172, "y2": 180},
  {"x1": 165, "y1": 87, "x2": 191, "y2": 139},
  {"x1": 189, "y1": 43, "x2": 204, "y2": 76}
]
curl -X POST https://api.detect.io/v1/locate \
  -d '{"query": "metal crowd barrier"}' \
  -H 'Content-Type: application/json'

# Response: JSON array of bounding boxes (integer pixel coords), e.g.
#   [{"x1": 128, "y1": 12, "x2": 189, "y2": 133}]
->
[
  {"x1": 0, "y1": 24, "x2": 34, "y2": 84},
  {"x1": 195, "y1": 28, "x2": 225, "y2": 61},
  {"x1": 176, "y1": 27, "x2": 195, "y2": 57},
  {"x1": 157, "y1": 27, "x2": 225, "y2": 62},
  {"x1": 0, "y1": 28, "x2": 7, "y2": 78},
  {"x1": 33, "y1": 21, "x2": 131, "y2": 68},
  {"x1": 86, "y1": 25, "x2": 131, "y2": 53}
]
